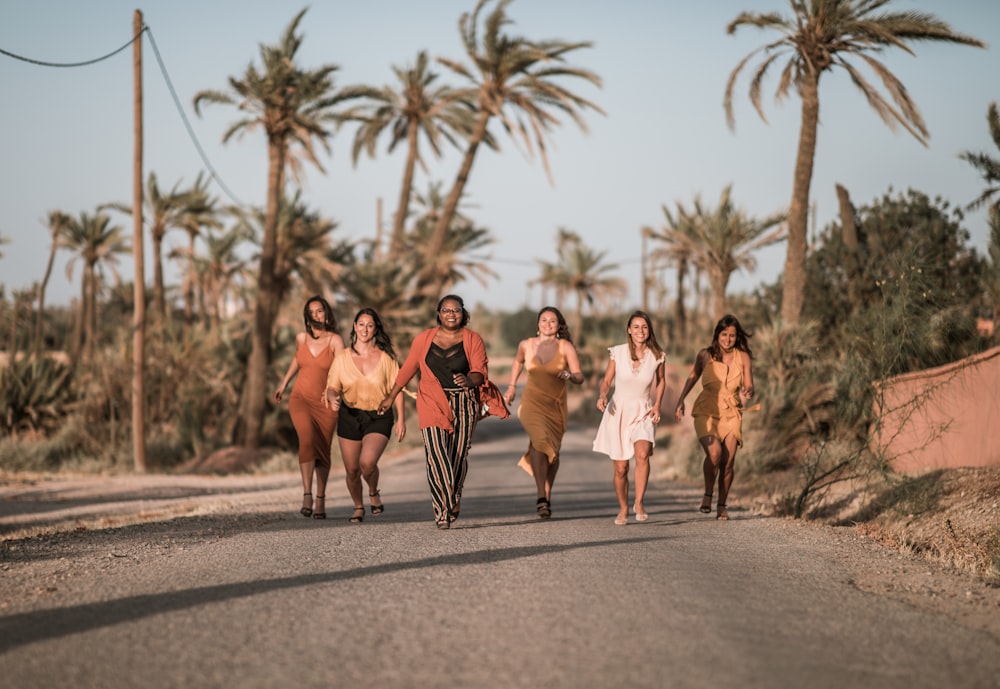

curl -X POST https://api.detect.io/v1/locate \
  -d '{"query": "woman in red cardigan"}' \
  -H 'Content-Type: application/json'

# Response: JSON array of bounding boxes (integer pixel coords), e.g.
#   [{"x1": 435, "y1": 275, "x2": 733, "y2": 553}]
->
[{"x1": 378, "y1": 295, "x2": 490, "y2": 529}]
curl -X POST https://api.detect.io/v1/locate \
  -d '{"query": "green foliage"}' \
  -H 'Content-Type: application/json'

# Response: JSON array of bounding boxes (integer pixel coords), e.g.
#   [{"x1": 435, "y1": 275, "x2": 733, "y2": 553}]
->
[{"x1": 0, "y1": 355, "x2": 74, "y2": 436}]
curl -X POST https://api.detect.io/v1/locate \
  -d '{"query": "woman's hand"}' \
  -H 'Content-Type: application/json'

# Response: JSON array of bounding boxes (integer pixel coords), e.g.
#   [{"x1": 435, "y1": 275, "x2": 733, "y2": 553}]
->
[
  {"x1": 273, "y1": 386, "x2": 285, "y2": 403},
  {"x1": 393, "y1": 418, "x2": 406, "y2": 442},
  {"x1": 504, "y1": 385, "x2": 516, "y2": 405},
  {"x1": 674, "y1": 402, "x2": 685, "y2": 421},
  {"x1": 376, "y1": 395, "x2": 393, "y2": 415},
  {"x1": 452, "y1": 373, "x2": 469, "y2": 388},
  {"x1": 647, "y1": 408, "x2": 661, "y2": 424},
  {"x1": 597, "y1": 397, "x2": 614, "y2": 414}
]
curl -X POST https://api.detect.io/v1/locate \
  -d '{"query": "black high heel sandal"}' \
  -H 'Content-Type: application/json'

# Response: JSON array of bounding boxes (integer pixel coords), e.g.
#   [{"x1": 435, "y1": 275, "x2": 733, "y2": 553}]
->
[
  {"x1": 536, "y1": 497, "x2": 551, "y2": 519},
  {"x1": 699, "y1": 494, "x2": 713, "y2": 514},
  {"x1": 300, "y1": 492, "x2": 313, "y2": 518},
  {"x1": 312, "y1": 495, "x2": 326, "y2": 519},
  {"x1": 369, "y1": 489, "x2": 384, "y2": 516},
  {"x1": 349, "y1": 505, "x2": 365, "y2": 523}
]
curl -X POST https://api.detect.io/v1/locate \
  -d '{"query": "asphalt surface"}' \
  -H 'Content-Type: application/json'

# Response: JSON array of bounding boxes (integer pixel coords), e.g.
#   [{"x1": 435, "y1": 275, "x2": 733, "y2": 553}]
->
[{"x1": 1, "y1": 419, "x2": 999, "y2": 689}]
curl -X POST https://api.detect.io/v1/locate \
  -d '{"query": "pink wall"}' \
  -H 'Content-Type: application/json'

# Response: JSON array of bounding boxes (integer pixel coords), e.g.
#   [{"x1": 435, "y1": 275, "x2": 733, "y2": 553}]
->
[{"x1": 876, "y1": 346, "x2": 1000, "y2": 473}]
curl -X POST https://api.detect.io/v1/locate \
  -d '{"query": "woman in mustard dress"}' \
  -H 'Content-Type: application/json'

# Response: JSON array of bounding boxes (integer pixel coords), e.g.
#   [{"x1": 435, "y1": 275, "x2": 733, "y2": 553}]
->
[
  {"x1": 504, "y1": 307, "x2": 584, "y2": 519},
  {"x1": 274, "y1": 296, "x2": 345, "y2": 519},
  {"x1": 674, "y1": 314, "x2": 755, "y2": 521}
]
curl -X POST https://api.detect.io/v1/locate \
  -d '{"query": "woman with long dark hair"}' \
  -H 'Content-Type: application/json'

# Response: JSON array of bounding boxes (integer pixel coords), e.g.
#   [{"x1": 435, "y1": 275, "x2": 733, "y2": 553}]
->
[
  {"x1": 593, "y1": 311, "x2": 666, "y2": 525},
  {"x1": 674, "y1": 314, "x2": 755, "y2": 521},
  {"x1": 325, "y1": 308, "x2": 405, "y2": 522},
  {"x1": 274, "y1": 296, "x2": 344, "y2": 519},
  {"x1": 504, "y1": 306, "x2": 584, "y2": 519}
]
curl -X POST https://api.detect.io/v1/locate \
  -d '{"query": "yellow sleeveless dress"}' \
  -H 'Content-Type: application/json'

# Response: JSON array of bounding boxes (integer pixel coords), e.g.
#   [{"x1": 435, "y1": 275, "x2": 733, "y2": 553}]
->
[
  {"x1": 692, "y1": 349, "x2": 746, "y2": 447},
  {"x1": 516, "y1": 339, "x2": 569, "y2": 476}
]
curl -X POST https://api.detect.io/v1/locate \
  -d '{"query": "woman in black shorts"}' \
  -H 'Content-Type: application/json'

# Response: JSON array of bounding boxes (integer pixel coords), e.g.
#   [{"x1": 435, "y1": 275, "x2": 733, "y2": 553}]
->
[{"x1": 325, "y1": 308, "x2": 406, "y2": 522}]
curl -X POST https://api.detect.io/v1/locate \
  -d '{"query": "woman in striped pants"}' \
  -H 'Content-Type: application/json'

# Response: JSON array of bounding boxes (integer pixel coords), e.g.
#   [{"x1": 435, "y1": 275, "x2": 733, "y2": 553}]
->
[{"x1": 378, "y1": 294, "x2": 490, "y2": 529}]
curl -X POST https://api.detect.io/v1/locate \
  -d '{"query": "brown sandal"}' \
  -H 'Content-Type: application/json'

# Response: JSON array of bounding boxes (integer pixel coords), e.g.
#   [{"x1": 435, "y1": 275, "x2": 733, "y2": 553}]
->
[{"x1": 716, "y1": 504, "x2": 729, "y2": 521}]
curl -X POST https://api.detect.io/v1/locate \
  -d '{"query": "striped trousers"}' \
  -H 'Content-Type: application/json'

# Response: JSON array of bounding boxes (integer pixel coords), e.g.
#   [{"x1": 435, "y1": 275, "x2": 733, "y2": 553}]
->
[{"x1": 421, "y1": 387, "x2": 479, "y2": 523}]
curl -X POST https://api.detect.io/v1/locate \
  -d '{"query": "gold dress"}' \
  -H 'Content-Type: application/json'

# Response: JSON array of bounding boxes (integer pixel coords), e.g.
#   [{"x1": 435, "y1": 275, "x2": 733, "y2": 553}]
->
[
  {"x1": 692, "y1": 349, "x2": 746, "y2": 447},
  {"x1": 516, "y1": 339, "x2": 569, "y2": 475}
]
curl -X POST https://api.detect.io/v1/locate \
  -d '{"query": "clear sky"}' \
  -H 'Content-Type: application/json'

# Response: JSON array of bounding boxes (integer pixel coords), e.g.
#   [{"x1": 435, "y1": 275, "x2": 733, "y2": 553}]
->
[{"x1": 2, "y1": 0, "x2": 998, "y2": 313}]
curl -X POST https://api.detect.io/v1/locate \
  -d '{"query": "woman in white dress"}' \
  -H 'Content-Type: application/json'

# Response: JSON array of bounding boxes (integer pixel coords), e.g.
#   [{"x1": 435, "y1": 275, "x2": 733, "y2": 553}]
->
[{"x1": 593, "y1": 311, "x2": 666, "y2": 525}]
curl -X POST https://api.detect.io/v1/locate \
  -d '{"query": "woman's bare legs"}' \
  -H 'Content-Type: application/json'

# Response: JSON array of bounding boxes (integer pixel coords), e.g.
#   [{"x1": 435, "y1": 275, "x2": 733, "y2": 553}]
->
[
  {"x1": 701, "y1": 436, "x2": 722, "y2": 512},
  {"x1": 715, "y1": 434, "x2": 739, "y2": 520},
  {"x1": 339, "y1": 437, "x2": 365, "y2": 521},
  {"x1": 299, "y1": 461, "x2": 315, "y2": 515},
  {"x1": 613, "y1": 460, "x2": 630, "y2": 524},
  {"x1": 632, "y1": 440, "x2": 652, "y2": 519},
  {"x1": 359, "y1": 433, "x2": 390, "y2": 513}
]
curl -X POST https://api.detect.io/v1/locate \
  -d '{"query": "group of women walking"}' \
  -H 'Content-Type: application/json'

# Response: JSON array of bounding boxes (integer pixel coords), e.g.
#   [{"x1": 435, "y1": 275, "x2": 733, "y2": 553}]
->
[{"x1": 276, "y1": 293, "x2": 754, "y2": 528}]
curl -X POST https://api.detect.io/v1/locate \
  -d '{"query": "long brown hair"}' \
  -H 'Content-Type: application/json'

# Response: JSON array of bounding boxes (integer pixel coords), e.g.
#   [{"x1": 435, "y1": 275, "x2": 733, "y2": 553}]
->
[
  {"x1": 625, "y1": 310, "x2": 664, "y2": 362},
  {"x1": 707, "y1": 314, "x2": 753, "y2": 361}
]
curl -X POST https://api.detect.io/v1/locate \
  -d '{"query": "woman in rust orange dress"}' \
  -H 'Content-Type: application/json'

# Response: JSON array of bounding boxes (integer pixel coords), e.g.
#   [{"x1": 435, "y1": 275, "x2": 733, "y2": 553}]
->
[{"x1": 274, "y1": 296, "x2": 345, "y2": 519}]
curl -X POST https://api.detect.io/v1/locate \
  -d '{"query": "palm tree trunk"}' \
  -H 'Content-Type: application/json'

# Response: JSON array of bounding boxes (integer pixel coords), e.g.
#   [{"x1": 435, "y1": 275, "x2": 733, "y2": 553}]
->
[
  {"x1": 390, "y1": 119, "x2": 420, "y2": 258},
  {"x1": 183, "y1": 231, "x2": 197, "y2": 324},
  {"x1": 82, "y1": 264, "x2": 96, "y2": 361},
  {"x1": 421, "y1": 109, "x2": 491, "y2": 293},
  {"x1": 709, "y1": 267, "x2": 730, "y2": 321},
  {"x1": 152, "y1": 229, "x2": 166, "y2": 319},
  {"x1": 782, "y1": 75, "x2": 821, "y2": 327},
  {"x1": 34, "y1": 242, "x2": 58, "y2": 353},
  {"x1": 674, "y1": 257, "x2": 687, "y2": 346},
  {"x1": 239, "y1": 138, "x2": 286, "y2": 448}
]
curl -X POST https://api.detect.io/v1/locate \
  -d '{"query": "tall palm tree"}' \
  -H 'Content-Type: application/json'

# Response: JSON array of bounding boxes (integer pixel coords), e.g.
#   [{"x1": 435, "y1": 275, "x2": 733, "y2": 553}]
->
[
  {"x1": 191, "y1": 224, "x2": 253, "y2": 332},
  {"x1": 662, "y1": 185, "x2": 786, "y2": 319},
  {"x1": 644, "y1": 218, "x2": 696, "y2": 347},
  {"x1": 533, "y1": 229, "x2": 626, "y2": 342},
  {"x1": 351, "y1": 50, "x2": 482, "y2": 258},
  {"x1": 426, "y1": 0, "x2": 604, "y2": 293},
  {"x1": 173, "y1": 173, "x2": 223, "y2": 324},
  {"x1": 960, "y1": 101, "x2": 1000, "y2": 214},
  {"x1": 406, "y1": 184, "x2": 497, "y2": 297},
  {"x1": 34, "y1": 210, "x2": 72, "y2": 351},
  {"x1": 62, "y1": 211, "x2": 130, "y2": 360},
  {"x1": 725, "y1": 0, "x2": 984, "y2": 327},
  {"x1": 193, "y1": 8, "x2": 375, "y2": 448}
]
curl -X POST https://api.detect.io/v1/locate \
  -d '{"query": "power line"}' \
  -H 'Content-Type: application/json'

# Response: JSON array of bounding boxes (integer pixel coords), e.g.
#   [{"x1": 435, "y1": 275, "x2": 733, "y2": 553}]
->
[
  {"x1": 0, "y1": 31, "x2": 142, "y2": 67},
  {"x1": 144, "y1": 26, "x2": 246, "y2": 209}
]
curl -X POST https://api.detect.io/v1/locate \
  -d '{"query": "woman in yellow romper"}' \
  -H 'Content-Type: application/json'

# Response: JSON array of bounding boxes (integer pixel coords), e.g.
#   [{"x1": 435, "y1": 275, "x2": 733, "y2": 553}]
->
[{"x1": 674, "y1": 314, "x2": 755, "y2": 521}]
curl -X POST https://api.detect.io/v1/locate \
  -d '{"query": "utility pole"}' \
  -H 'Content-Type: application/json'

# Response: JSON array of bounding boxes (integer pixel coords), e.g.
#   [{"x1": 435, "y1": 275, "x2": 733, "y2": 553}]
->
[{"x1": 132, "y1": 9, "x2": 147, "y2": 472}]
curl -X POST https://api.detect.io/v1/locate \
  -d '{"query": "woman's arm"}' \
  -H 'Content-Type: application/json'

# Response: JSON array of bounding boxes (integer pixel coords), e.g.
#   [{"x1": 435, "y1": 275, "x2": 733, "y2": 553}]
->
[
  {"x1": 273, "y1": 333, "x2": 304, "y2": 403},
  {"x1": 673, "y1": 350, "x2": 707, "y2": 420},
  {"x1": 504, "y1": 340, "x2": 527, "y2": 404},
  {"x1": 741, "y1": 351, "x2": 755, "y2": 401},
  {"x1": 649, "y1": 360, "x2": 666, "y2": 423},
  {"x1": 560, "y1": 341, "x2": 585, "y2": 384},
  {"x1": 596, "y1": 356, "x2": 616, "y2": 413}
]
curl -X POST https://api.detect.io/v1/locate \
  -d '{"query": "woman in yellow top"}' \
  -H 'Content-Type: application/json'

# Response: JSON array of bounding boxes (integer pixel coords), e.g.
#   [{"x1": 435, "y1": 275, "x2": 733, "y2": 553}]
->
[
  {"x1": 325, "y1": 308, "x2": 405, "y2": 523},
  {"x1": 504, "y1": 307, "x2": 584, "y2": 520},
  {"x1": 674, "y1": 314, "x2": 755, "y2": 521}
]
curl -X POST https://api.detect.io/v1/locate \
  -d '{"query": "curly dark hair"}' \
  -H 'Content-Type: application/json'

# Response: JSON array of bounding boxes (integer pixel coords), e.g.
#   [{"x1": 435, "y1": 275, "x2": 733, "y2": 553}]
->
[
  {"x1": 350, "y1": 308, "x2": 396, "y2": 359},
  {"x1": 538, "y1": 306, "x2": 573, "y2": 344},
  {"x1": 708, "y1": 314, "x2": 753, "y2": 361},
  {"x1": 303, "y1": 296, "x2": 336, "y2": 339},
  {"x1": 435, "y1": 294, "x2": 470, "y2": 327}
]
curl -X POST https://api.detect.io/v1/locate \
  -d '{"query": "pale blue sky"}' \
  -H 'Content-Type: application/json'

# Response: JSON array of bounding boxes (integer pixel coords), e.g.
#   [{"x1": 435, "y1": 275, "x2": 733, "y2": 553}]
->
[{"x1": 2, "y1": 0, "x2": 998, "y2": 312}]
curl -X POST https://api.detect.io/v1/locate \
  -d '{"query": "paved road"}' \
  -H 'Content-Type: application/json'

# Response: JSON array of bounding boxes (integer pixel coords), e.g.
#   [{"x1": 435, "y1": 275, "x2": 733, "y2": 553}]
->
[{"x1": 1, "y1": 420, "x2": 998, "y2": 689}]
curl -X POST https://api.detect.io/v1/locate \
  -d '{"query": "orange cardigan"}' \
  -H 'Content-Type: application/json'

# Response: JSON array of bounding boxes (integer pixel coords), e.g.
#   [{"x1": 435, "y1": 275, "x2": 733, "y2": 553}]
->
[{"x1": 394, "y1": 327, "x2": 489, "y2": 431}]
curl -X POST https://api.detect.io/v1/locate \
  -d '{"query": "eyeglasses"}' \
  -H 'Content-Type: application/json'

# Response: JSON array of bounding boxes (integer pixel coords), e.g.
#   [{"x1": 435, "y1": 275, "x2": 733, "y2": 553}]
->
[{"x1": 439, "y1": 308, "x2": 462, "y2": 315}]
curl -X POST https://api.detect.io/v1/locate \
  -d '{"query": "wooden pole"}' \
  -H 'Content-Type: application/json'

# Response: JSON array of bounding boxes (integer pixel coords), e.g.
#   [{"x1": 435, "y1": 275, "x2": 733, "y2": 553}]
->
[{"x1": 132, "y1": 9, "x2": 147, "y2": 472}]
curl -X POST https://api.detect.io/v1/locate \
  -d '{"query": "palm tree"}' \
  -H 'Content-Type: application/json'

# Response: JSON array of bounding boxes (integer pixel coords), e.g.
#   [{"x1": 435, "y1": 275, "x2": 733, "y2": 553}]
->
[
  {"x1": 191, "y1": 224, "x2": 253, "y2": 332},
  {"x1": 351, "y1": 50, "x2": 482, "y2": 258},
  {"x1": 426, "y1": 0, "x2": 604, "y2": 293},
  {"x1": 961, "y1": 101, "x2": 1000, "y2": 214},
  {"x1": 62, "y1": 211, "x2": 130, "y2": 360},
  {"x1": 193, "y1": 8, "x2": 375, "y2": 448},
  {"x1": 407, "y1": 188, "x2": 497, "y2": 297},
  {"x1": 725, "y1": 0, "x2": 984, "y2": 327},
  {"x1": 660, "y1": 185, "x2": 786, "y2": 319},
  {"x1": 173, "y1": 173, "x2": 223, "y2": 324},
  {"x1": 34, "y1": 210, "x2": 72, "y2": 351},
  {"x1": 644, "y1": 219, "x2": 696, "y2": 347},
  {"x1": 533, "y1": 229, "x2": 626, "y2": 342}
]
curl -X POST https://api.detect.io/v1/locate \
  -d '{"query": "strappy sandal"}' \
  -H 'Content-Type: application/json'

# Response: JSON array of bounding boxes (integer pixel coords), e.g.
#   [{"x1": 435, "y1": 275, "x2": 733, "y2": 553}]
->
[
  {"x1": 716, "y1": 504, "x2": 729, "y2": 521},
  {"x1": 699, "y1": 494, "x2": 713, "y2": 514},
  {"x1": 300, "y1": 492, "x2": 313, "y2": 518},
  {"x1": 312, "y1": 495, "x2": 326, "y2": 519},
  {"x1": 436, "y1": 516, "x2": 451, "y2": 530},
  {"x1": 369, "y1": 490, "x2": 384, "y2": 516},
  {"x1": 536, "y1": 497, "x2": 551, "y2": 519},
  {"x1": 349, "y1": 505, "x2": 365, "y2": 523}
]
